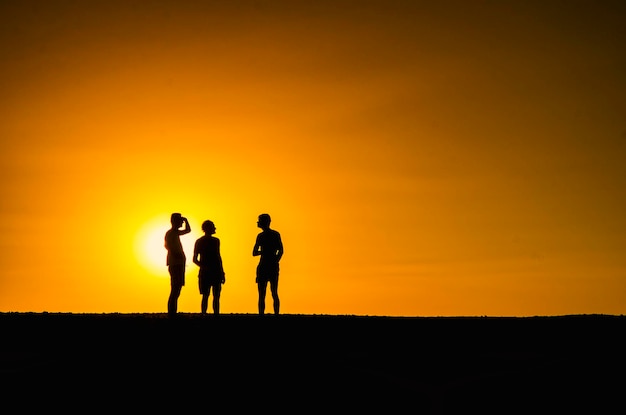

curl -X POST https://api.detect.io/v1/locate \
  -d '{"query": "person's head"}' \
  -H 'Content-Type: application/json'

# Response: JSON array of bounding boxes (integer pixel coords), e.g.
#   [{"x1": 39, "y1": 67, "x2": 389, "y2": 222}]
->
[
  {"x1": 257, "y1": 213, "x2": 271, "y2": 229},
  {"x1": 171, "y1": 213, "x2": 183, "y2": 228},
  {"x1": 202, "y1": 220, "x2": 216, "y2": 234}
]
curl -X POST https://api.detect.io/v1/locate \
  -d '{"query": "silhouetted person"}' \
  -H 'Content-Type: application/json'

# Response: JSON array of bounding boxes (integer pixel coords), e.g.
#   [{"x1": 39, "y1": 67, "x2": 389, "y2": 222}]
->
[
  {"x1": 193, "y1": 220, "x2": 226, "y2": 315},
  {"x1": 253, "y1": 213, "x2": 283, "y2": 315},
  {"x1": 164, "y1": 213, "x2": 191, "y2": 317}
]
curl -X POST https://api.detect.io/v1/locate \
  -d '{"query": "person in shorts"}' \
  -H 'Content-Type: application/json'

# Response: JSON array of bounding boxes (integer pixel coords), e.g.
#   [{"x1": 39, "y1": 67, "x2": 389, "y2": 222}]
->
[
  {"x1": 252, "y1": 213, "x2": 283, "y2": 315},
  {"x1": 164, "y1": 213, "x2": 191, "y2": 317},
  {"x1": 193, "y1": 220, "x2": 225, "y2": 315}
]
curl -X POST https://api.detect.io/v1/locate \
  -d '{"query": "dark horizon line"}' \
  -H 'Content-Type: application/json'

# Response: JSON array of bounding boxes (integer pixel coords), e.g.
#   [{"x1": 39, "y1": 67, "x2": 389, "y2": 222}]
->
[{"x1": 1, "y1": 311, "x2": 624, "y2": 319}]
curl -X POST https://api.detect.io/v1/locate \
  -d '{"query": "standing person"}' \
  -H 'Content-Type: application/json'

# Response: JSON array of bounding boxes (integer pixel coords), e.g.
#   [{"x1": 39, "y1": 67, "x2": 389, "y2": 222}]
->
[
  {"x1": 193, "y1": 220, "x2": 226, "y2": 315},
  {"x1": 164, "y1": 213, "x2": 191, "y2": 317},
  {"x1": 252, "y1": 213, "x2": 283, "y2": 315}
]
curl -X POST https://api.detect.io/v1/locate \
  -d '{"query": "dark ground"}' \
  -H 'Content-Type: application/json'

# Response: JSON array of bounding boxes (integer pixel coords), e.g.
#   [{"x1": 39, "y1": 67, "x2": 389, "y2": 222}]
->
[{"x1": 1, "y1": 313, "x2": 624, "y2": 414}]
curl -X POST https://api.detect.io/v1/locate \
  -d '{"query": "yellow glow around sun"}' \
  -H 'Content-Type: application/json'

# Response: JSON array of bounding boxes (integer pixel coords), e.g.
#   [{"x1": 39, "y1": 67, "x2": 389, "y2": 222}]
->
[
  {"x1": 134, "y1": 214, "x2": 202, "y2": 277},
  {"x1": 134, "y1": 215, "x2": 172, "y2": 276}
]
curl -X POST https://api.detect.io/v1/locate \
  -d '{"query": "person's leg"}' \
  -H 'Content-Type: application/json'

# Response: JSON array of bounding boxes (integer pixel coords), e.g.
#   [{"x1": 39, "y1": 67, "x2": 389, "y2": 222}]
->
[
  {"x1": 199, "y1": 274, "x2": 208, "y2": 314},
  {"x1": 257, "y1": 280, "x2": 268, "y2": 315},
  {"x1": 213, "y1": 284, "x2": 222, "y2": 315},
  {"x1": 168, "y1": 283, "x2": 182, "y2": 315},
  {"x1": 168, "y1": 284, "x2": 181, "y2": 316},
  {"x1": 201, "y1": 293, "x2": 209, "y2": 314},
  {"x1": 270, "y1": 278, "x2": 280, "y2": 315},
  {"x1": 168, "y1": 266, "x2": 183, "y2": 316}
]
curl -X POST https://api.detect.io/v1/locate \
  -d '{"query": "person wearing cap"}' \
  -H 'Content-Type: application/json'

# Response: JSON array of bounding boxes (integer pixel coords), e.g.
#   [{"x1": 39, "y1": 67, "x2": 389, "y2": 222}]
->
[
  {"x1": 193, "y1": 220, "x2": 226, "y2": 315},
  {"x1": 164, "y1": 213, "x2": 191, "y2": 317},
  {"x1": 252, "y1": 213, "x2": 284, "y2": 315}
]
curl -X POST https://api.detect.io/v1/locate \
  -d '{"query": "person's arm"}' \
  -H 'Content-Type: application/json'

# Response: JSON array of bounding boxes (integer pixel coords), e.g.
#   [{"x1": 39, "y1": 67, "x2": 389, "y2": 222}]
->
[
  {"x1": 192, "y1": 240, "x2": 201, "y2": 267},
  {"x1": 276, "y1": 234, "x2": 284, "y2": 262},
  {"x1": 179, "y1": 217, "x2": 192, "y2": 235},
  {"x1": 217, "y1": 239, "x2": 226, "y2": 284},
  {"x1": 252, "y1": 235, "x2": 261, "y2": 257}
]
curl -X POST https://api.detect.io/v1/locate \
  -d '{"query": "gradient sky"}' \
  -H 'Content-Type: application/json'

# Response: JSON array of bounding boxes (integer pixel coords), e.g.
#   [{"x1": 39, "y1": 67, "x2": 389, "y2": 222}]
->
[{"x1": 1, "y1": 0, "x2": 625, "y2": 316}]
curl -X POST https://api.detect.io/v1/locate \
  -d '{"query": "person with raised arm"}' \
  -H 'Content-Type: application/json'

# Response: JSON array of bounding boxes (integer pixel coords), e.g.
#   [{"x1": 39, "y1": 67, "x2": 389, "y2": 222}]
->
[{"x1": 164, "y1": 213, "x2": 191, "y2": 317}]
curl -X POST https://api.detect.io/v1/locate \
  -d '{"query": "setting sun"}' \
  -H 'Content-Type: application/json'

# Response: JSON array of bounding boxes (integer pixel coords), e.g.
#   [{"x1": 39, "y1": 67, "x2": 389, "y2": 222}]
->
[{"x1": 134, "y1": 216, "x2": 171, "y2": 277}]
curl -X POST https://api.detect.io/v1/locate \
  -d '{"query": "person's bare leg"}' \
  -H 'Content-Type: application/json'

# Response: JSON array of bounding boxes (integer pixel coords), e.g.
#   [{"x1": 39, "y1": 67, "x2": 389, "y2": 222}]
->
[
  {"x1": 257, "y1": 282, "x2": 267, "y2": 315},
  {"x1": 201, "y1": 293, "x2": 208, "y2": 314},
  {"x1": 213, "y1": 286, "x2": 221, "y2": 315},
  {"x1": 270, "y1": 283, "x2": 280, "y2": 315},
  {"x1": 168, "y1": 284, "x2": 182, "y2": 316}
]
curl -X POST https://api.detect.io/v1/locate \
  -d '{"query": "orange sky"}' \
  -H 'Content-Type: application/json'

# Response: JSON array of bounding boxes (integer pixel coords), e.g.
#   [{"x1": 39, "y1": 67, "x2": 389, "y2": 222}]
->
[{"x1": 1, "y1": 0, "x2": 625, "y2": 316}]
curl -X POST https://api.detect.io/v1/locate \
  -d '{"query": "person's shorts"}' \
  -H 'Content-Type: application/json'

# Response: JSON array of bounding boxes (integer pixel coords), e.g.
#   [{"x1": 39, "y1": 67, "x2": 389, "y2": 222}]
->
[
  {"x1": 168, "y1": 264, "x2": 185, "y2": 287},
  {"x1": 256, "y1": 262, "x2": 279, "y2": 285},
  {"x1": 198, "y1": 269, "x2": 223, "y2": 295}
]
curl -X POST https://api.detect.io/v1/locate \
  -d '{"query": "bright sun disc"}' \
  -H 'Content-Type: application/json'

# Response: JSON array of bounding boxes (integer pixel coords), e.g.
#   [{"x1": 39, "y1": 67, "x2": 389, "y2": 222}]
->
[{"x1": 134, "y1": 217, "x2": 170, "y2": 276}]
